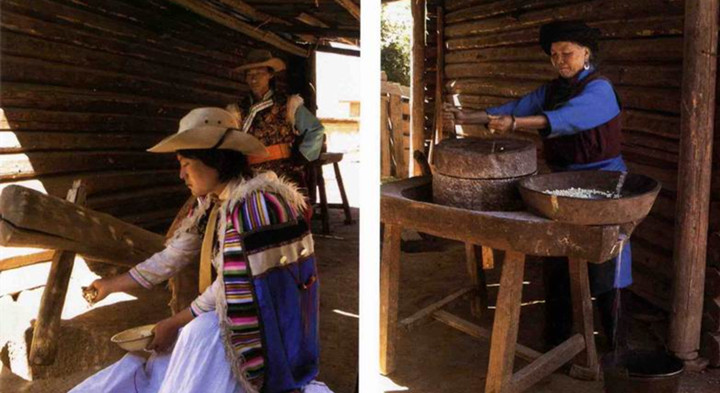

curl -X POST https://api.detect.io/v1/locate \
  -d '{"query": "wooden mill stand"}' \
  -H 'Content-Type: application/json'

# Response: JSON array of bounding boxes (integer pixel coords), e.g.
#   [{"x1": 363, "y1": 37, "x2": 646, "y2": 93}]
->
[{"x1": 380, "y1": 177, "x2": 626, "y2": 393}]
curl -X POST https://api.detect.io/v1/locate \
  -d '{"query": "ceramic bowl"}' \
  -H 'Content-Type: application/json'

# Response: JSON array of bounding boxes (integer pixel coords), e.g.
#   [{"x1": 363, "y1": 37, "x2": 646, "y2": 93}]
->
[{"x1": 110, "y1": 324, "x2": 156, "y2": 352}]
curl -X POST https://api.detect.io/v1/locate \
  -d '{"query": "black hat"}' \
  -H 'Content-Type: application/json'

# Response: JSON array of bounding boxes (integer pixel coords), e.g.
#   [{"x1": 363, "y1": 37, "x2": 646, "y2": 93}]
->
[{"x1": 539, "y1": 21, "x2": 600, "y2": 55}]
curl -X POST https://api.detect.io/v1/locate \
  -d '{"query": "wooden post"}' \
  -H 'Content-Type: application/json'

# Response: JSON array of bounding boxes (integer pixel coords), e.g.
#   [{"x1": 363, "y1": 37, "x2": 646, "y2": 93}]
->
[
  {"x1": 379, "y1": 224, "x2": 402, "y2": 375},
  {"x1": 29, "y1": 180, "x2": 86, "y2": 365},
  {"x1": 568, "y1": 258, "x2": 600, "y2": 379},
  {"x1": 485, "y1": 250, "x2": 525, "y2": 393},
  {"x1": 381, "y1": 96, "x2": 391, "y2": 177},
  {"x1": 410, "y1": 0, "x2": 426, "y2": 177},
  {"x1": 464, "y1": 243, "x2": 488, "y2": 317},
  {"x1": 389, "y1": 94, "x2": 406, "y2": 178},
  {"x1": 669, "y1": 0, "x2": 718, "y2": 364},
  {"x1": 434, "y1": 5, "x2": 445, "y2": 145}
]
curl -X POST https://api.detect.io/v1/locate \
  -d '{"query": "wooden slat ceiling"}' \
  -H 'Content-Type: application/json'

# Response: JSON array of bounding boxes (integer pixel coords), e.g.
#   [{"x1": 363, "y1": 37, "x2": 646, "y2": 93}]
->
[{"x1": 168, "y1": 0, "x2": 360, "y2": 57}]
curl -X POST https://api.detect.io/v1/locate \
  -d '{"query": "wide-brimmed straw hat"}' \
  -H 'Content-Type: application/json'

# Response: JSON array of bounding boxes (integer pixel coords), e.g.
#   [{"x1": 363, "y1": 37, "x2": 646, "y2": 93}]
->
[
  {"x1": 147, "y1": 107, "x2": 269, "y2": 157},
  {"x1": 539, "y1": 20, "x2": 600, "y2": 55},
  {"x1": 234, "y1": 49, "x2": 286, "y2": 73}
]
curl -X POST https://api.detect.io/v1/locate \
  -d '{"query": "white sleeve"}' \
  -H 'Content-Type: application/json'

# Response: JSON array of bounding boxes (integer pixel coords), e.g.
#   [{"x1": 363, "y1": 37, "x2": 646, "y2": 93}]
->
[
  {"x1": 128, "y1": 230, "x2": 201, "y2": 288},
  {"x1": 190, "y1": 276, "x2": 220, "y2": 316}
]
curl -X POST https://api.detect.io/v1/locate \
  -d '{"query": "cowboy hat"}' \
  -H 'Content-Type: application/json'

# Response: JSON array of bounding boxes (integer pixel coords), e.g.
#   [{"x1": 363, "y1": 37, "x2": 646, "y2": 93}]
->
[
  {"x1": 234, "y1": 49, "x2": 286, "y2": 73},
  {"x1": 147, "y1": 107, "x2": 269, "y2": 157}
]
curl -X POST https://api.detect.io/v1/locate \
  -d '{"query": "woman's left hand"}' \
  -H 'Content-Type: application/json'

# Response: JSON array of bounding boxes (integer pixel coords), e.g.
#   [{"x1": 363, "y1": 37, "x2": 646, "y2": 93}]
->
[
  {"x1": 487, "y1": 115, "x2": 514, "y2": 135},
  {"x1": 147, "y1": 317, "x2": 181, "y2": 352}
]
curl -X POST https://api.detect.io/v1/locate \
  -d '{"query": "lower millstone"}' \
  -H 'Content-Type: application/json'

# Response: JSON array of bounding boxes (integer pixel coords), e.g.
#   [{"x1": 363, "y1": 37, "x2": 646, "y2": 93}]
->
[{"x1": 432, "y1": 172, "x2": 531, "y2": 211}]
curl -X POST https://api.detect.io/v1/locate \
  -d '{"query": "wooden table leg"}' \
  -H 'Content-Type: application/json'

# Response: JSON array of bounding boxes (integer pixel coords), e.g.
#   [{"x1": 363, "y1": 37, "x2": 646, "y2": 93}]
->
[
  {"x1": 486, "y1": 250, "x2": 526, "y2": 393},
  {"x1": 465, "y1": 243, "x2": 489, "y2": 317},
  {"x1": 29, "y1": 180, "x2": 86, "y2": 365},
  {"x1": 332, "y1": 162, "x2": 354, "y2": 225},
  {"x1": 380, "y1": 223, "x2": 402, "y2": 375},
  {"x1": 316, "y1": 165, "x2": 330, "y2": 234},
  {"x1": 568, "y1": 258, "x2": 600, "y2": 380}
]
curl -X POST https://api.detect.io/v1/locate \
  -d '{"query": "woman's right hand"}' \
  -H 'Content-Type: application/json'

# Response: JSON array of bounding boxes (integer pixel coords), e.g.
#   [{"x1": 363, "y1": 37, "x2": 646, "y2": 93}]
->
[
  {"x1": 83, "y1": 278, "x2": 112, "y2": 304},
  {"x1": 443, "y1": 102, "x2": 465, "y2": 123}
]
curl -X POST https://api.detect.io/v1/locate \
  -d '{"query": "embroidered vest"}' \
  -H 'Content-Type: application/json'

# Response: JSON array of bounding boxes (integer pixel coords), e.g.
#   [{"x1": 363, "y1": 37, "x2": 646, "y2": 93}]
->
[
  {"x1": 542, "y1": 72, "x2": 623, "y2": 168},
  {"x1": 237, "y1": 95, "x2": 306, "y2": 188}
]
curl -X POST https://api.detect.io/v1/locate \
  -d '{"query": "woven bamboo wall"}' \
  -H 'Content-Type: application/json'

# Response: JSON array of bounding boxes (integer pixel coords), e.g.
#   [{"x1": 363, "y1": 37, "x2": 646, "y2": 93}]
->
[
  {"x1": 0, "y1": 0, "x2": 298, "y2": 233},
  {"x1": 436, "y1": 0, "x2": 720, "y2": 312}
]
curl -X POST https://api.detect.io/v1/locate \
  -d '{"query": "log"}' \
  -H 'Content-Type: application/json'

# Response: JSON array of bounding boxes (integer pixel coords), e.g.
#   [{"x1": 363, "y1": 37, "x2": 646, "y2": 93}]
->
[
  {"x1": 0, "y1": 249, "x2": 55, "y2": 271},
  {"x1": 390, "y1": 94, "x2": 407, "y2": 178},
  {"x1": 446, "y1": 37, "x2": 683, "y2": 64},
  {"x1": 0, "y1": 107, "x2": 177, "y2": 132},
  {"x1": 381, "y1": 98, "x2": 391, "y2": 177},
  {"x1": 1, "y1": 55, "x2": 238, "y2": 105},
  {"x1": 0, "y1": 185, "x2": 165, "y2": 265},
  {"x1": 0, "y1": 130, "x2": 166, "y2": 153},
  {"x1": 0, "y1": 31, "x2": 243, "y2": 95},
  {"x1": 444, "y1": 0, "x2": 683, "y2": 38},
  {"x1": 445, "y1": 0, "x2": 579, "y2": 24},
  {"x1": 0, "y1": 8, "x2": 244, "y2": 79},
  {"x1": 669, "y1": 0, "x2": 718, "y2": 362},
  {"x1": 29, "y1": 180, "x2": 86, "y2": 365},
  {"x1": 446, "y1": 16, "x2": 683, "y2": 51},
  {"x1": 0, "y1": 151, "x2": 175, "y2": 181}
]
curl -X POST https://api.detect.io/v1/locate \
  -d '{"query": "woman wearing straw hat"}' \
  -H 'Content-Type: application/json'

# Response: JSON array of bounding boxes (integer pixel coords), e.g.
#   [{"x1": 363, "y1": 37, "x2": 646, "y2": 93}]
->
[
  {"x1": 445, "y1": 21, "x2": 630, "y2": 350},
  {"x1": 74, "y1": 108, "x2": 332, "y2": 393},
  {"x1": 227, "y1": 49, "x2": 325, "y2": 193}
]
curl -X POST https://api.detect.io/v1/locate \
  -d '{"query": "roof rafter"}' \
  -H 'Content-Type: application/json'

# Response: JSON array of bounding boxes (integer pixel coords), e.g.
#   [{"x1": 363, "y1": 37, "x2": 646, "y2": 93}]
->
[
  {"x1": 333, "y1": 0, "x2": 360, "y2": 20},
  {"x1": 169, "y1": 0, "x2": 308, "y2": 57}
]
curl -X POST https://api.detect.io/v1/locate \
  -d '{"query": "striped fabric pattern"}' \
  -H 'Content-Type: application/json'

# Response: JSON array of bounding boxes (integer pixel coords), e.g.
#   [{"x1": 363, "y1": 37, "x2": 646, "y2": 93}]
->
[{"x1": 223, "y1": 190, "x2": 300, "y2": 391}]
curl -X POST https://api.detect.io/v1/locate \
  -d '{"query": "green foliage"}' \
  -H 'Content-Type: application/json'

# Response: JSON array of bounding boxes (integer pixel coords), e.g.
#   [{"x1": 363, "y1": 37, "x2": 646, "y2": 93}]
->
[{"x1": 381, "y1": 1, "x2": 411, "y2": 86}]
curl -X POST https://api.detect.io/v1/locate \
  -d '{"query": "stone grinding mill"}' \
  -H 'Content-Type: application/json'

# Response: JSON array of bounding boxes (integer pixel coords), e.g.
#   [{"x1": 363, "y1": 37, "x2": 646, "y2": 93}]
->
[{"x1": 380, "y1": 136, "x2": 661, "y2": 393}]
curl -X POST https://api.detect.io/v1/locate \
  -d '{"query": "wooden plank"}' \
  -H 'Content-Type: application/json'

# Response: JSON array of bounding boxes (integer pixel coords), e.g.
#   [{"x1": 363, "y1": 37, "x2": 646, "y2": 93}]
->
[
  {"x1": 510, "y1": 334, "x2": 586, "y2": 393},
  {"x1": 0, "y1": 131, "x2": 166, "y2": 153},
  {"x1": 411, "y1": 0, "x2": 426, "y2": 177},
  {"x1": 445, "y1": 0, "x2": 580, "y2": 24},
  {"x1": 0, "y1": 250, "x2": 55, "y2": 271},
  {"x1": 400, "y1": 286, "x2": 474, "y2": 329},
  {"x1": 167, "y1": 0, "x2": 307, "y2": 56},
  {"x1": 669, "y1": 0, "x2": 718, "y2": 361},
  {"x1": 379, "y1": 224, "x2": 402, "y2": 375},
  {"x1": 390, "y1": 94, "x2": 407, "y2": 178},
  {"x1": 381, "y1": 97, "x2": 391, "y2": 177},
  {"x1": 568, "y1": 258, "x2": 599, "y2": 377},
  {"x1": 432, "y1": 310, "x2": 543, "y2": 362},
  {"x1": 29, "y1": 180, "x2": 86, "y2": 365},
  {"x1": 465, "y1": 243, "x2": 489, "y2": 316},
  {"x1": 485, "y1": 250, "x2": 526, "y2": 393}
]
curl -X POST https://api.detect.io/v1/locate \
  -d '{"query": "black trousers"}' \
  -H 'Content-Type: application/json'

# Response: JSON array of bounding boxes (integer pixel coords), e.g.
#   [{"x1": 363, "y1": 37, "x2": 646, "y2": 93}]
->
[{"x1": 543, "y1": 256, "x2": 625, "y2": 349}]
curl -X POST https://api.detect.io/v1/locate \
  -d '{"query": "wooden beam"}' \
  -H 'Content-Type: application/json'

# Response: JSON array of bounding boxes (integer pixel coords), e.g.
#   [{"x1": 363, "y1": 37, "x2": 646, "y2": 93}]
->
[
  {"x1": 217, "y1": 0, "x2": 291, "y2": 25},
  {"x1": 410, "y1": 0, "x2": 426, "y2": 176},
  {"x1": 315, "y1": 45, "x2": 360, "y2": 57},
  {"x1": 296, "y1": 12, "x2": 330, "y2": 28},
  {"x1": 334, "y1": 0, "x2": 360, "y2": 21},
  {"x1": 399, "y1": 286, "x2": 474, "y2": 329},
  {"x1": 0, "y1": 250, "x2": 55, "y2": 271},
  {"x1": 669, "y1": 0, "x2": 718, "y2": 362},
  {"x1": 167, "y1": 0, "x2": 307, "y2": 57},
  {"x1": 379, "y1": 224, "x2": 402, "y2": 375},
  {"x1": 29, "y1": 180, "x2": 86, "y2": 365}
]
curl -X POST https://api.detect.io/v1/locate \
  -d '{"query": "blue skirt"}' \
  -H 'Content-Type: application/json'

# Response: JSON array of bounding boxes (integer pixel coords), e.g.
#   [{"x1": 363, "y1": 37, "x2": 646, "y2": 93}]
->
[{"x1": 554, "y1": 155, "x2": 632, "y2": 289}]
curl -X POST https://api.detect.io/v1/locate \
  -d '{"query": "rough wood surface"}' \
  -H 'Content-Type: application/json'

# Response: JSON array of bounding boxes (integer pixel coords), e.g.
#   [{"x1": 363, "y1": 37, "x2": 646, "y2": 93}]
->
[
  {"x1": 0, "y1": 185, "x2": 164, "y2": 265},
  {"x1": 379, "y1": 224, "x2": 402, "y2": 375},
  {"x1": 465, "y1": 243, "x2": 489, "y2": 316},
  {"x1": 485, "y1": 250, "x2": 526, "y2": 393},
  {"x1": 669, "y1": 0, "x2": 718, "y2": 361},
  {"x1": 568, "y1": 258, "x2": 599, "y2": 377},
  {"x1": 0, "y1": 250, "x2": 55, "y2": 271},
  {"x1": 510, "y1": 334, "x2": 586, "y2": 393},
  {"x1": 29, "y1": 180, "x2": 86, "y2": 366},
  {"x1": 411, "y1": 0, "x2": 426, "y2": 177}
]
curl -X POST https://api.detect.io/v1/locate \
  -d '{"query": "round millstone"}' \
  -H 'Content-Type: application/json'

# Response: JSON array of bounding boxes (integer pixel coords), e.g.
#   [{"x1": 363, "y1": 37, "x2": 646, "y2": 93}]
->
[
  {"x1": 433, "y1": 137, "x2": 537, "y2": 179},
  {"x1": 433, "y1": 172, "x2": 531, "y2": 211}
]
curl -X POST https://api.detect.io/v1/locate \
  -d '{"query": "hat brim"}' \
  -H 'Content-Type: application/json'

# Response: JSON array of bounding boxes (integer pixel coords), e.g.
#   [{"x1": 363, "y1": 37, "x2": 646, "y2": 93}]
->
[
  {"x1": 234, "y1": 58, "x2": 286, "y2": 73},
  {"x1": 147, "y1": 127, "x2": 269, "y2": 158}
]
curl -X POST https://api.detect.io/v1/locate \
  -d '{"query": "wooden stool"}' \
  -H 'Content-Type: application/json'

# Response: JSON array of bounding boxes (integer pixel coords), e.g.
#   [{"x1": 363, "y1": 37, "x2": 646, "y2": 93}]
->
[{"x1": 308, "y1": 152, "x2": 353, "y2": 234}]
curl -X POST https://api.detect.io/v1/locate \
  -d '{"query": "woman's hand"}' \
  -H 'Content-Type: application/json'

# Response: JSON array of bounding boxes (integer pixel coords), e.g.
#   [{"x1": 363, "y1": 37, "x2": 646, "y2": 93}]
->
[
  {"x1": 443, "y1": 103, "x2": 489, "y2": 125},
  {"x1": 83, "y1": 273, "x2": 142, "y2": 305},
  {"x1": 147, "y1": 317, "x2": 182, "y2": 352},
  {"x1": 147, "y1": 308, "x2": 195, "y2": 352},
  {"x1": 487, "y1": 115, "x2": 515, "y2": 135}
]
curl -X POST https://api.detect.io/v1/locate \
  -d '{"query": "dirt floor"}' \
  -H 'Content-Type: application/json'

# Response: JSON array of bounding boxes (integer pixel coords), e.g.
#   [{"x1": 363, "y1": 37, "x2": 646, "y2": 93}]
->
[{"x1": 384, "y1": 236, "x2": 720, "y2": 392}]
